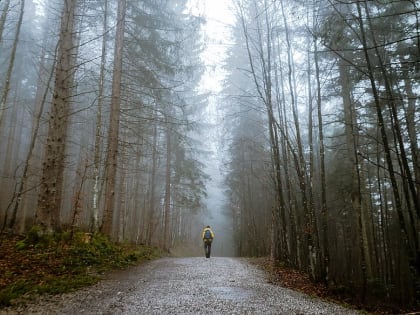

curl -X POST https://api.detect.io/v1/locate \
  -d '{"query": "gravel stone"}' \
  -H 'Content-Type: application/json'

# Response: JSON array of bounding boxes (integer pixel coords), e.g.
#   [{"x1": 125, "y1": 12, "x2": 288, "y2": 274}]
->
[{"x1": 1, "y1": 257, "x2": 362, "y2": 314}]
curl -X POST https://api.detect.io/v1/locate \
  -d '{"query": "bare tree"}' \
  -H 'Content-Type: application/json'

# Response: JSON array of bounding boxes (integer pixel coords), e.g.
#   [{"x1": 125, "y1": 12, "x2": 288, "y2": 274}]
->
[{"x1": 236, "y1": 0, "x2": 289, "y2": 262}]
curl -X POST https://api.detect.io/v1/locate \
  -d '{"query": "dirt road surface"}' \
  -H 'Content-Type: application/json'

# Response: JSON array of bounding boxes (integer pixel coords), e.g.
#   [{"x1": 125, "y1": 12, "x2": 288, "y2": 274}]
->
[{"x1": 1, "y1": 257, "x2": 361, "y2": 314}]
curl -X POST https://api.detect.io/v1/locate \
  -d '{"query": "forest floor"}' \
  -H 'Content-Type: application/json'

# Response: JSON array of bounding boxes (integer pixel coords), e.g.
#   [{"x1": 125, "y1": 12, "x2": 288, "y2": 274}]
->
[
  {"x1": 0, "y1": 232, "x2": 159, "y2": 308},
  {"x1": 252, "y1": 257, "x2": 418, "y2": 315},
  {"x1": 0, "y1": 234, "x2": 417, "y2": 314}
]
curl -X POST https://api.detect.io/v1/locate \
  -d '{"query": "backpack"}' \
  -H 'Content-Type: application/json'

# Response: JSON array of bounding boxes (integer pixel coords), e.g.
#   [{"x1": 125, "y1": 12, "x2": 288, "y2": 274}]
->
[{"x1": 204, "y1": 229, "x2": 212, "y2": 240}]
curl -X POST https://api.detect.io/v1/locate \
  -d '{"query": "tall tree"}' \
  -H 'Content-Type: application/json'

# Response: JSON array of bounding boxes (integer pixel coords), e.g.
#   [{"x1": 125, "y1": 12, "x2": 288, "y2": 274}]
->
[
  {"x1": 101, "y1": 0, "x2": 126, "y2": 237},
  {"x1": 35, "y1": 0, "x2": 78, "y2": 233},
  {"x1": 236, "y1": 0, "x2": 288, "y2": 262},
  {"x1": 92, "y1": 0, "x2": 109, "y2": 232},
  {"x1": 162, "y1": 110, "x2": 172, "y2": 250},
  {"x1": 6, "y1": 43, "x2": 57, "y2": 231}
]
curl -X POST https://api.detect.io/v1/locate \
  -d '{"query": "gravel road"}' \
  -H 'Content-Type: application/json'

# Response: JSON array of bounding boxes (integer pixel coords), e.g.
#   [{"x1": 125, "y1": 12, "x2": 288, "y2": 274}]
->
[{"x1": 1, "y1": 257, "x2": 362, "y2": 315}]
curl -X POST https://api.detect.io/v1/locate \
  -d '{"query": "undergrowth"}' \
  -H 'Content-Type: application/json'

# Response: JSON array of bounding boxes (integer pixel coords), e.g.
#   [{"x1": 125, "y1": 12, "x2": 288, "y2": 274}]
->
[{"x1": 0, "y1": 228, "x2": 159, "y2": 307}]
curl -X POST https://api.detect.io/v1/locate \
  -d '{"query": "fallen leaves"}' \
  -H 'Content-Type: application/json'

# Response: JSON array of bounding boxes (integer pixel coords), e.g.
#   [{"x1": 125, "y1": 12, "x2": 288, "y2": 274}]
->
[{"x1": 250, "y1": 257, "x2": 414, "y2": 315}]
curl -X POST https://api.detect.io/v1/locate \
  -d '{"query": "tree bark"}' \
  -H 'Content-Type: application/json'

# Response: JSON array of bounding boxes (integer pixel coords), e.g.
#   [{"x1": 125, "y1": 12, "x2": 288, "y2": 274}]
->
[
  {"x1": 35, "y1": 0, "x2": 77, "y2": 233},
  {"x1": 101, "y1": 0, "x2": 126, "y2": 238}
]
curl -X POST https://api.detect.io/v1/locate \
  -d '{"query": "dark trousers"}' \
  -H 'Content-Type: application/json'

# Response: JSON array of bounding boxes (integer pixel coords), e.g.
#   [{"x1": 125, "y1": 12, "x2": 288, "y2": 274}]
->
[{"x1": 204, "y1": 240, "x2": 212, "y2": 258}]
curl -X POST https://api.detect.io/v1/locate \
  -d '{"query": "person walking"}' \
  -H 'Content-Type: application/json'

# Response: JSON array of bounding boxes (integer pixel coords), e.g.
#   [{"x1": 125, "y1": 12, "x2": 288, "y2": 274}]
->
[{"x1": 202, "y1": 225, "x2": 214, "y2": 258}]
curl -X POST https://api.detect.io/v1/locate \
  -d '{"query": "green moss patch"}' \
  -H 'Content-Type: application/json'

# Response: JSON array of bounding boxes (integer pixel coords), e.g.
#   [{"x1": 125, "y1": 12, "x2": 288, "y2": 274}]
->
[{"x1": 0, "y1": 230, "x2": 159, "y2": 307}]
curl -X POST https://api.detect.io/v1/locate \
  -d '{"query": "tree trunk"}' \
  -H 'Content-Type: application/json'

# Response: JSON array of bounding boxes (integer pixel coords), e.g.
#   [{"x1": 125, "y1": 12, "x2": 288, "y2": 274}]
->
[
  {"x1": 280, "y1": 0, "x2": 312, "y2": 270},
  {"x1": 35, "y1": 0, "x2": 77, "y2": 233},
  {"x1": 92, "y1": 0, "x2": 108, "y2": 232},
  {"x1": 314, "y1": 32, "x2": 329, "y2": 284},
  {"x1": 8, "y1": 40, "x2": 56, "y2": 231},
  {"x1": 400, "y1": 55, "x2": 420, "y2": 211},
  {"x1": 162, "y1": 116, "x2": 172, "y2": 251},
  {"x1": 101, "y1": 0, "x2": 126, "y2": 238},
  {"x1": 1, "y1": 90, "x2": 19, "y2": 232},
  {"x1": 0, "y1": 0, "x2": 24, "y2": 131},
  {"x1": 365, "y1": 3, "x2": 420, "y2": 220},
  {"x1": 0, "y1": 0, "x2": 11, "y2": 43},
  {"x1": 361, "y1": 0, "x2": 420, "y2": 297},
  {"x1": 356, "y1": 1, "x2": 417, "y2": 299},
  {"x1": 146, "y1": 113, "x2": 158, "y2": 245},
  {"x1": 338, "y1": 56, "x2": 371, "y2": 298},
  {"x1": 238, "y1": 0, "x2": 288, "y2": 263},
  {"x1": 117, "y1": 131, "x2": 127, "y2": 242}
]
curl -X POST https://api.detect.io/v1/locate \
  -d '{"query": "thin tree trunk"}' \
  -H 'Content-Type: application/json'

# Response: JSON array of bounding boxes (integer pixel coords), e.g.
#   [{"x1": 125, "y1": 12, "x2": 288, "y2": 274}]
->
[
  {"x1": 117, "y1": 132, "x2": 127, "y2": 242},
  {"x1": 92, "y1": 0, "x2": 108, "y2": 232},
  {"x1": 314, "y1": 32, "x2": 329, "y2": 284},
  {"x1": 8, "y1": 42, "x2": 57, "y2": 230},
  {"x1": 263, "y1": 9, "x2": 287, "y2": 264},
  {"x1": 1, "y1": 90, "x2": 19, "y2": 232},
  {"x1": 275, "y1": 59, "x2": 297, "y2": 267},
  {"x1": 363, "y1": 1, "x2": 420, "y2": 300},
  {"x1": 146, "y1": 113, "x2": 158, "y2": 246},
  {"x1": 400, "y1": 55, "x2": 420, "y2": 210},
  {"x1": 280, "y1": 0, "x2": 310, "y2": 269},
  {"x1": 162, "y1": 117, "x2": 172, "y2": 251},
  {"x1": 365, "y1": 2, "x2": 420, "y2": 220},
  {"x1": 0, "y1": 0, "x2": 11, "y2": 43},
  {"x1": 338, "y1": 56, "x2": 371, "y2": 298},
  {"x1": 0, "y1": 0, "x2": 24, "y2": 131},
  {"x1": 356, "y1": 2, "x2": 417, "y2": 298},
  {"x1": 306, "y1": 32, "x2": 320, "y2": 281},
  {"x1": 70, "y1": 159, "x2": 88, "y2": 235},
  {"x1": 238, "y1": 0, "x2": 288, "y2": 263}
]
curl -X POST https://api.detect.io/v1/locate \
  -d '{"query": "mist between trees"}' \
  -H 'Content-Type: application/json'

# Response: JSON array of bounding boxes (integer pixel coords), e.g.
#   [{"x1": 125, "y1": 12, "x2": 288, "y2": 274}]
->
[{"x1": 0, "y1": 0, "x2": 419, "y2": 308}]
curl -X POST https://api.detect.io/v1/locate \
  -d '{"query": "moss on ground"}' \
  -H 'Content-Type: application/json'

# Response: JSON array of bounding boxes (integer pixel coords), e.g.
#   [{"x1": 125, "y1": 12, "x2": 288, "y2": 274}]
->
[{"x1": 0, "y1": 229, "x2": 159, "y2": 307}]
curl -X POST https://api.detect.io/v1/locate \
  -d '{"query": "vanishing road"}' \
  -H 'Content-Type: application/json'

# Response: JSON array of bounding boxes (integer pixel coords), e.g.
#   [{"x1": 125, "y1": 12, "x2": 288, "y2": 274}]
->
[{"x1": 2, "y1": 257, "x2": 361, "y2": 314}]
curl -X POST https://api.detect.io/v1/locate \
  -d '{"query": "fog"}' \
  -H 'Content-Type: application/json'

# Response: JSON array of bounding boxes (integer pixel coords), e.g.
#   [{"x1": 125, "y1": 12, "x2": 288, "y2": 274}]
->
[
  {"x1": 191, "y1": 0, "x2": 236, "y2": 257},
  {"x1": 200, "y1": 118, "x2": 235, "y2": 257}
]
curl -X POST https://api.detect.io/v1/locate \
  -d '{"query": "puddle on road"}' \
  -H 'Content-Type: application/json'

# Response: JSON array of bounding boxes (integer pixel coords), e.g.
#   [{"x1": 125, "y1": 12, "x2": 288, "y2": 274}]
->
[{"x1": 209, "y1": 286, "x2": 253, "y2": 301}]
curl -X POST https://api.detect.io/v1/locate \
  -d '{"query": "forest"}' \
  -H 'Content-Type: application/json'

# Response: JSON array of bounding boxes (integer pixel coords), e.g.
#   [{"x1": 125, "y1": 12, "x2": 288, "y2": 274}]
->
[{"x1": 0, "y1": 0, "x2": 419, "y2": 309}]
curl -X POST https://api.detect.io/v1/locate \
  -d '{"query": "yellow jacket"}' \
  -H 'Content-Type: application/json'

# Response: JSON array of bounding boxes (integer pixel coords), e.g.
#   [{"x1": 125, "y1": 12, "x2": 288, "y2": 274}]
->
[{"x1": 202, "y1": 227, "x2": 215, "y2": 240}]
